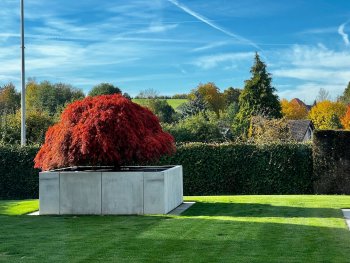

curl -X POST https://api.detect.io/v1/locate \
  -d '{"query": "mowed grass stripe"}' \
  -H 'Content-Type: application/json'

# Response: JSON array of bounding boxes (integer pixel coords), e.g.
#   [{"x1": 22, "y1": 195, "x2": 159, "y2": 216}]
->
[{"x1": 0, "y1": 196, "x2": 350, "y2": 262}]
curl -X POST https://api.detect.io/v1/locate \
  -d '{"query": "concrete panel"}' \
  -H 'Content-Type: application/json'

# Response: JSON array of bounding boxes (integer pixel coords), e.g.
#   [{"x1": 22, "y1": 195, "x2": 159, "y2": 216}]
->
[
  {"x1": 38, "y1": 165, "x2": 183, "y2": 215},
  {"x1": 102, "y1": 172, "x2": 143, "y2": 214},
  {"x1": 59, "y1": 172, "x2": 101, "y2": 215},
  {"x1": 39, "y1": 172, "x2": 60, "y2": 215},
  {"x1": 144, "y1": 172, "x2": 165, "y2": 214},
  {"x1": 164, "y1": 166, "x2": 183, "y2": 213}
]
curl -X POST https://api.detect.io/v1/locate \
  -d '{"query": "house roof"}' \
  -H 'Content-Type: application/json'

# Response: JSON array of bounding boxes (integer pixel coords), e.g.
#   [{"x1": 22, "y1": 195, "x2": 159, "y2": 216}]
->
[
  {"x1": 287, "y1": 120, "x2": 314, "y2": 141},
  {"x1": 291, "y1": 98, "x2": 312, "y2": 111},
  {"x1": 291, "y1": 98, "x2": 307, "y2": 107}
]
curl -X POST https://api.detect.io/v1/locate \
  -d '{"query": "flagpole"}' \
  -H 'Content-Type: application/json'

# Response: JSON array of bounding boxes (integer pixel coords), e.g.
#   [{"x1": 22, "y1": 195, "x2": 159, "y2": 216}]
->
[{"x1": 20, "y1": 0, "x2": 26, "y2": 146}]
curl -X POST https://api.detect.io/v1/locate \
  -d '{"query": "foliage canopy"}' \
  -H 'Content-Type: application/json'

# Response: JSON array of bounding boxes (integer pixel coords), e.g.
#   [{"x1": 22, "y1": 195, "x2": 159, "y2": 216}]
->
[
  {"x1": 34, "y1": 94, "x2": 175, "y2": 170},
  {"x1": 281, "y1": 98, "x2": 308, "y2": 120},
  {"x1": 88, "y1": 83, "x2": 121, "y2": 97},
  {"x1": 0, "y1": 83, "x2": 20, "y2": 114},
  {"x1": 341, "y1": 105, "x2": 350, "y2": 130},
  {"x1": 191, "y1": 82, "x2": 225, "y2": 116},
  {"x1": 26, "y1": 80, "x2": 84, "y2": 116},
  {"x1": 308, "y1": 100, "x2": 346, "y2": 130},
  {"x1": 339, "y1": 81, "x2": 350, "y2": 105}
]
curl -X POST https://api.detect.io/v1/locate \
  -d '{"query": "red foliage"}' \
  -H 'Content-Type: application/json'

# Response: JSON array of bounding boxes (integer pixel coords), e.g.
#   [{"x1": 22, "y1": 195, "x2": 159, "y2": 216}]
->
[{"x1": 34, "y1": 94, "x2": 175, "y2": 170}]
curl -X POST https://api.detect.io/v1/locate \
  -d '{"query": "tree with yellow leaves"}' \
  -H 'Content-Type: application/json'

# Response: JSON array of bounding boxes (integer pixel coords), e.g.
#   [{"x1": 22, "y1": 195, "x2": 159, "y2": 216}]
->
[
  {"x1": 281, "y1": 98, "x2": 308, "y2": 119},
  {"x1": 308, "y1": 100, "x2": 346, "y2": 130},
  {"x1": 341, "y1": 105, "x2": 350, "y2": 130},
  {"x1": 190, "y1": 82, "x2": 225, "y2": 116},
  {"x1": 0, "y1": 83, "x2": 20, "y2": 114}
]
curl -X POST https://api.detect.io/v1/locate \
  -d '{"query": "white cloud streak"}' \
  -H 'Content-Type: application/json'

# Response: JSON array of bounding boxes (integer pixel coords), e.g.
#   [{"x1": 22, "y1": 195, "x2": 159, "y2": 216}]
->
[
  {"x1": 191, "y1": 41, "x2": 229, "y2": 52},
  {"x1": 299, "y1": 26, "x2": 337, "y2": 35},
  {"x1": 194, "y1": 52, "x2": 254, "y2": 69},
  {"x1": 338, "y1": 22, "x2": 349, "y2": 46},
  {"x1": 167, "y1": 0, "x2": 261, "y2": 50}
]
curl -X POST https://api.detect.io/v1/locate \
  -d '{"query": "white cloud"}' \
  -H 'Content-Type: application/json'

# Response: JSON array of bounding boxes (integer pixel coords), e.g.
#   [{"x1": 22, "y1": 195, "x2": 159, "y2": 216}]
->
[
  {"x1": 272, "y1": 45, "x2": 350, "y2": 81},
  {"x1": 299, "y1": 27, "x2": 338, "y2": 35},
  {"x1": 270, "y1": 44, "x2": 350, "y2": 103},
  {"x1": 123, "y1": 23, "x2": 178, "y2": 36},
  {"x1": 273, "y1": 45, "x2": 350, "y2": 68},
  {"x1": 194, "y1": 52, "x2": 254, "y2": 69},
  {"x1": 274, "y1": 68, "x2": 350, "y2": 84},
  {"x1": 191, "y1": 41, "x2": 229, "y2": 52},
  {"x1": 338, "y1": 22, "x2": 350, "y2": 46},
  {"x1": 278, "y1": 83, "x2": 343, "y2": 103},
  {"x1": 145, "y1": 23, "x2": 178, "y2": 33},
  {"x1": 167, "y1": 0, "x2": 261, "y2": 50}
]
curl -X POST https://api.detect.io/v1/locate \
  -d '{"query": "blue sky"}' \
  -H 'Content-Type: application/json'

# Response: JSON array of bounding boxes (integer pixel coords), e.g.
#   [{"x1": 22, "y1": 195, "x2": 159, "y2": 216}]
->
[{"x1": 1, "y1": 0, "x2": 350, "y2": 103}]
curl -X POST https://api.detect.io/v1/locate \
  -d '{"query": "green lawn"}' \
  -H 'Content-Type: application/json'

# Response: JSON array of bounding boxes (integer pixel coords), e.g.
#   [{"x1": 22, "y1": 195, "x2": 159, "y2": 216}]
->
[
  {"x1": 132, "y1": 99, "x2": 188, "y2": 110},
  {"x1": 1, "y1": 196, "x2": 350, "y2": 262}
]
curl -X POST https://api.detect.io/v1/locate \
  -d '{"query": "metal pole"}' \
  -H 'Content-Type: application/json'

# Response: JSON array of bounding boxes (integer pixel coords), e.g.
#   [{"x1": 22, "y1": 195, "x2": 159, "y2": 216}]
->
[{"x1": 20, "y1": 0, "x2": 26, "y2": 146}]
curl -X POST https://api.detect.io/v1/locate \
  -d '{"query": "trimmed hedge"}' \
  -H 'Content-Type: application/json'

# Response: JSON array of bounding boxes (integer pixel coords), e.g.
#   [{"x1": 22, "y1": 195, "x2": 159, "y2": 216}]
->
[
  {"x1": 0, "y1": 145, "x2": 40, "y2": 200},
  {"x1": 157, "y1": 143, "x2": 313, "y2": 195},
  {"x1": 313, "y1": 130, "x2": 350, "y2": 194},
  {"x1": 0, "y1": 143, "x2": 313, "y2": 199}
]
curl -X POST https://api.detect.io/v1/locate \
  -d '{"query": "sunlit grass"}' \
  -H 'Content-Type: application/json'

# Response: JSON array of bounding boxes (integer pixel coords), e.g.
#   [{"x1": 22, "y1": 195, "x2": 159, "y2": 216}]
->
[
  {"x1": 0, "y1": 199, "x2": 38, "y2": 215},
  {"x1": 1, "y1": 196, "x2": 350, "y2": 262},
  {"x1": 132, "y1": 98, "x2": 187, "y2": 109}
]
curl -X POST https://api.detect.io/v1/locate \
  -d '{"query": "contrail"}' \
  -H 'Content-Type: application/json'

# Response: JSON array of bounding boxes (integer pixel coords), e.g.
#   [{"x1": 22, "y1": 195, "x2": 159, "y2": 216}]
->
[
  {"x1": 167, "y1": 0, "x2": 261, "y2": 51},
  {"x1": 338, "y1": 22, "x2": 349, "y2": 46}
]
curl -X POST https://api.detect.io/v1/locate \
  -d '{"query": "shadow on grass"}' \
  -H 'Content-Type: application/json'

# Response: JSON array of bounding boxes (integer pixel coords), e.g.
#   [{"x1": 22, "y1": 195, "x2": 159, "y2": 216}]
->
[{"x1": 182, "y1": 202, "x2": 344, "y2": 218}]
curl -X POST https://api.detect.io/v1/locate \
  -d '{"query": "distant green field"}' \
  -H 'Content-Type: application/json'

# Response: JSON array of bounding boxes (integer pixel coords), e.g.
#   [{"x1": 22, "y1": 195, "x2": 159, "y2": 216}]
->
[{"x1": 132, "y1": 99, "x2": 187, "y2": 109}]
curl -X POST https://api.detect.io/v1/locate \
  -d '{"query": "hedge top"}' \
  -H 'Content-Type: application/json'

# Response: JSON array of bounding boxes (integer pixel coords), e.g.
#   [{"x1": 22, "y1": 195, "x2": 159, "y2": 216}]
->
[{"x1": 34, "y1": 94, "x2": 175, "y2": 171}]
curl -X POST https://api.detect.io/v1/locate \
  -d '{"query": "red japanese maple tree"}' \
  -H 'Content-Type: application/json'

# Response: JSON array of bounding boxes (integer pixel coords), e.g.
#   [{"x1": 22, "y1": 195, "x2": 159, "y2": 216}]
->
[{"x1": 34, "y1": 94, "x2": 175, "y2": 171}]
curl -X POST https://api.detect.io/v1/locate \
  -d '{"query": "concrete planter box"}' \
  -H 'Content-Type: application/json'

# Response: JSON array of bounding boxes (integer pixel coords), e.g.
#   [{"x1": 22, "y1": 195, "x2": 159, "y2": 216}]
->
[{"x1": 39, "y1": 165, "x2": 183, "y2": 215}]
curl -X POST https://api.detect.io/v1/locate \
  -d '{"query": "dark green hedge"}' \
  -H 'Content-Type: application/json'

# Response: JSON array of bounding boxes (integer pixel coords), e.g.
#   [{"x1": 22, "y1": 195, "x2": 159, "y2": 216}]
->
[
  {"x1": 0, "y1": 145, "x2": 40, "y2": 199},
  {"x1": 157, "y1": 143, "x2": 313, "y2": 195},
  {"x1": 313, "y1": 130, "x2": 350, "y2": 194},
  {"x1": 0, "y1": 143, "x2": 313, "y2": 199}
]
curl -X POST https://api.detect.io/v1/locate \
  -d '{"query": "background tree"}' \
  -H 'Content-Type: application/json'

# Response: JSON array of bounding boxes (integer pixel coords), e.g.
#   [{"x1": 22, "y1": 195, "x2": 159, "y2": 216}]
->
[
  {"x1": 341, "y1": 105, "x2": 350, "y2": 130},
  {"x1": 26, "y1": 80, "x2": 84, "y2": 116},
  {"x1": 148, "y1": 99, "x2": 176, "y2": 123},
  {"x1": 136, "y1": 88, "x2": 159, "y2": 99},
  {"x1": 223, "y1": 87, "x2": 241, "y2": 107},
  {"x1": 221, "y1": 102, "x2": 239, "y2": 124},
  {"x1": 123, "y1": 92, "x2": 131, "y2": 100},
  {"x1": 88, "y1": 83, "x2": 121, "y2": 97},
  {"x1": 162, "y1": 111, "x2": 226, "y2": 143},
  {"x1": 190, "y1": 82, "x2": 225, "y2": 116},
  {"x1": 308, "y1": 100, "x2": 346, "y2": 129},
  {"x1": 0, "y1": 110, "x2": 54, "y2": 145},
  {"x1": 316, "y1": 88, "x2": 331, "y2": 102},
  {"x1": 178, "y1": 91, "x2": 208, "y2": 118},
  {"x1": 235, "y1": 53, "x2": 282, "y2": 135},
  {"x1": 0, "y1": 83, "x2": 20, "y2": 114},
  {"x1": 248, "y1": 116, "x2": 292, "y2": 143},
  {"x1": 338, "y1": 81, "x2": 350, "y2": 105},
  {"x1": 172, "y1": 93, "x2": 189, "y2": 99},
  {"x1": 281, "y1": 98, "x2": 308, "y2": 119}
]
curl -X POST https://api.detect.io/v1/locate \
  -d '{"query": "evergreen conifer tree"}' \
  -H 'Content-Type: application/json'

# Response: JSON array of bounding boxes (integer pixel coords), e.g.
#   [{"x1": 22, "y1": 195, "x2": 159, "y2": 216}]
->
[
  {"x1": 339, "y1": 81, "x2": 350, "y2": 105},
  {"x1": 234, "y1": 53, "x2": 282, "y2": 135}
]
